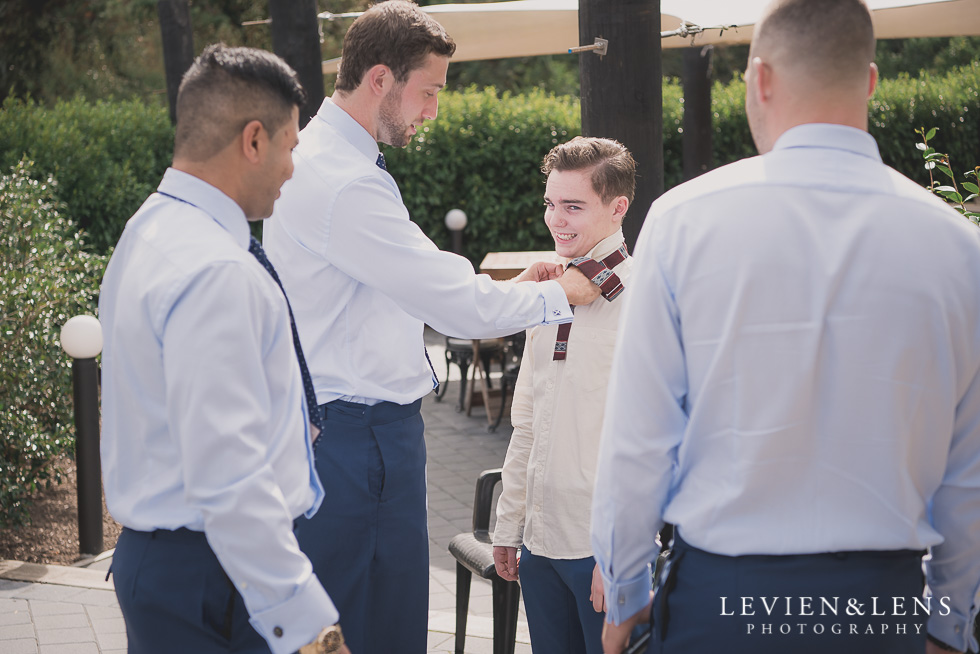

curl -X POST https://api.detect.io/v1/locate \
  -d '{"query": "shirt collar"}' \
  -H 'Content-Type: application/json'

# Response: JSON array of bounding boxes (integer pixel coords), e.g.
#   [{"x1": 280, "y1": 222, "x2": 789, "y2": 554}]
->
[
  {"x1": 156, "y1": 168, "x2": 251, "y2": 249},
  {"x1": 773, "y1": 123, "x2": 882, "y2": 163},
  {"x1": 585, "y1": 229, "x2": 627, "y2": 262},
  {"x1": 315, "y1": 96, "x2": 382, "y2": 163}
]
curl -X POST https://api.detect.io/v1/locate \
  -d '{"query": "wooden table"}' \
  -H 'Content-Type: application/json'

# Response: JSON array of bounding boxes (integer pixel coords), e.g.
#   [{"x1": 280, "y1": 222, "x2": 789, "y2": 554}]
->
[
  {"x1": 445, "y1": 251, "x2": 560, "y2": 429},
  {"x1": 478, "y1": 250, "x2": 562, "y2": 281}
]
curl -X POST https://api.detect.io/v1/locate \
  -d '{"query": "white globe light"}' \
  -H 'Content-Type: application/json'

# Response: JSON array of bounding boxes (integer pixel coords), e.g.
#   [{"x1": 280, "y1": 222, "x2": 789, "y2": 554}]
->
[
  {"x1": 445, "y1": 208, "x2": 467, "y2": 231},
  {"x1": 60, "y1": 315, "x2": 103, "y2": 359}
]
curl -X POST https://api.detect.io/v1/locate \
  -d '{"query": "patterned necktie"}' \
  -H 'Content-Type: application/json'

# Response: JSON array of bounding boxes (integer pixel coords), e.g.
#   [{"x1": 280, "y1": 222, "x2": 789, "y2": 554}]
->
[
  {"x1": 554, "y1": 243, "x2": 629, "y2": 361},
  {"x1": 248, "y1": 237, "x2": 324, "y2": 433},
  {"x1": 374, "y1": 151, "x2": 440, "y2": 394}
]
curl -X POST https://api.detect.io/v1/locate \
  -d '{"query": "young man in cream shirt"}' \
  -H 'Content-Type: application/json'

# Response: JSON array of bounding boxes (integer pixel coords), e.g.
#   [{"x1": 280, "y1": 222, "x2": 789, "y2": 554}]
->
[{"x1": 493, "y1": 137, "x2": 636, "y2": 654}]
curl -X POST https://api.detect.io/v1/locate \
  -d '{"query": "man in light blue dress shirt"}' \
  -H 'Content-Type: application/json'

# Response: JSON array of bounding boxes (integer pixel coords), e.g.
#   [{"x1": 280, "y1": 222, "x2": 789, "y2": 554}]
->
[
  {"x1": 100, "y1": 45, "x2": 349, "y2": 654},
  {"x1": 262, "y1": 2, "x2": 601, "y2": 652},
  {"x1": 591, "y1": 1, "x2": 980, "y2": 653}
]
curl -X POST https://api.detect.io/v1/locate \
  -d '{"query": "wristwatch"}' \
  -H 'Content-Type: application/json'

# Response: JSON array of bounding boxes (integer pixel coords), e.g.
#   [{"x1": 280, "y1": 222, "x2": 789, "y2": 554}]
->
[{"x1": 298, "y1": 624, "x2": 344, "y2": 654}]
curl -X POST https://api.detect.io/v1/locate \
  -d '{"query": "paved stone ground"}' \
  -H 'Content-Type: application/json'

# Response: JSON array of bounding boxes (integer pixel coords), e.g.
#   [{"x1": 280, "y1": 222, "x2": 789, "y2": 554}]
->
[{"x1": 0, "y1": 328, "x2": 533, "y2": 654}]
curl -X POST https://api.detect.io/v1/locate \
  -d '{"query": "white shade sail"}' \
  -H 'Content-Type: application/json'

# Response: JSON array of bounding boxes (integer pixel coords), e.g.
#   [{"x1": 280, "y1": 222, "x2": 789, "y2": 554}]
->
[{"x1": 321, "y1": 0, "x2": 980, "y2": 74}]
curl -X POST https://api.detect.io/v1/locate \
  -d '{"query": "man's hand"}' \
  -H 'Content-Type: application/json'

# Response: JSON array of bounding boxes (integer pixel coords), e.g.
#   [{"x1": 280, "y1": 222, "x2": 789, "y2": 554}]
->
[
  {"x1": 590, "y1": 562, "x2": 606, "y2": 613},
  {"x1": 338, "y1": 646, "x2": 352, "y2": 654},
  {"x1": 602, "y1": 595, "x2": 652, "y2": 654},
  {"x1": 511, "y1": 261, "x2": 564, "y2": 283},
  {"x1": 557, "y1": 266, "x2": 602, "y2": 305},
  {"x1": 492, "y1": 545, "x2": 520, "y2": 581}
]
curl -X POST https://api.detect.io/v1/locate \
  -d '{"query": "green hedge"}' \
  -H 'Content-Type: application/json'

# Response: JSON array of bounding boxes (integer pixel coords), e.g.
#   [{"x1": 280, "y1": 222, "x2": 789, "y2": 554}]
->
[
  {"x1": 0, "y1": 96, "x2": 172, "y2": 254},
  {"x1": 871, "y1": 61, "x2": 980, "y2": 188},
  {"x1": 0, "y1": 161, "x2": 106, "y2": 527},
  {"x1": 1, "y1": 64, "x2": 977, "y2": 264}
]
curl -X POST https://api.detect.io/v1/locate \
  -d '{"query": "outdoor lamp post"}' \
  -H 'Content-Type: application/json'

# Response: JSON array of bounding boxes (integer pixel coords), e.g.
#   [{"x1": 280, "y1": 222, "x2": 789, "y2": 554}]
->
[
  {"x1": 60, "y1": 315, "x2": 104, "y2": 557},
  {"x1": 445, "y1": 208, "x2": 467, "y2": 255}
]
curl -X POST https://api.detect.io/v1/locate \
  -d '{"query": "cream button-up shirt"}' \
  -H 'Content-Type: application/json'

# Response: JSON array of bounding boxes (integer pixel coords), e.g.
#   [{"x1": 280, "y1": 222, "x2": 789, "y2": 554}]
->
[{"x1": 494, "y1": 229, "x2": 632, "y2": 559}]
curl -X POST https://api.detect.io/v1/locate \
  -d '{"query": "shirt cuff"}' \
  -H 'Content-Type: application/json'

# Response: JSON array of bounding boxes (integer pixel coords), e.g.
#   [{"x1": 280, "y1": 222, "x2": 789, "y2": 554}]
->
[
  {"x1": 492, "y1": 521, "x2": 524, "y2": 549},
  {"x1": 928, "y1": 610, "x2": 977, "y2": 653},
  {"x1": 539, "y1": 280, "x2": 573, "y2": 324},
  {"x1": 248, "y1": 575, "x2": 340, "y2": 654},
  {"x1": 603, "y1": 564, "x2": 653, "y2": 626}
]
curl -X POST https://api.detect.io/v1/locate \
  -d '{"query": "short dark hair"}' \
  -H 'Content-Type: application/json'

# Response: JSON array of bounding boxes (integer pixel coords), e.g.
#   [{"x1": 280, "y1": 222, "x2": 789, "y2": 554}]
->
[
  {"x1": 335, "y1": 0, "x2": 456, "y2": 93},
  {"x1": 174, "y1": 43, "x2": 305, "y2": 161},
  {"x1": 542, "y1": 137, "x2": 637, "y2": 205},
  {"x1": 751, "y1": 0, "x2": 875, "y2": 88}
]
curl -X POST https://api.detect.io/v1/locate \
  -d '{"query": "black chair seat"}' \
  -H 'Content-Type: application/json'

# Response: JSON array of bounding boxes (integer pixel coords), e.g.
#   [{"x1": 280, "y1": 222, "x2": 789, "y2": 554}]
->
[{"x1": 448, "y1": 532, "x2": 496, "y2": 579}]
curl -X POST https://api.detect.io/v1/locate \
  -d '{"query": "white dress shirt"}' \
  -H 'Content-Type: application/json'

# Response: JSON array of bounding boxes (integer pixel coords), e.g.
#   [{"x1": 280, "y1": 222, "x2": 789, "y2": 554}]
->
[
  {"x1": 494, "y1": 230, "x2": 631, "y2": 559},
  {"x1": 263, "y1": 97, "x2": 572, "y2": 406},
  {"x1": 590, "y1": 124, "x2": 980, "y2": 652},
  {"x1": 99, "y1": 169, "x2": 337, "y2": 654}
]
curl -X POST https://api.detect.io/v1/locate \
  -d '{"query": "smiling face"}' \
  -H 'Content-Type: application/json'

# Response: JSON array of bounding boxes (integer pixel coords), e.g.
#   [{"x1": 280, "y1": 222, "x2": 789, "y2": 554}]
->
[
  {"x1": 543, "y1": 168, "x2": 626, "y2": 259},
  {"x1": 377, "y1": 53, "x2": 448, "y2": 148}
]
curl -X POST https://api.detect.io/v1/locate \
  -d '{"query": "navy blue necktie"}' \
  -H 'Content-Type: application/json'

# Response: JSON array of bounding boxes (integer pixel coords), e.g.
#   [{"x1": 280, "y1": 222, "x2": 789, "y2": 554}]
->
[
  {"x1": 248, "y1": 237, "x2": 324, "y2": 432},
  {"x1": 375, "y1": 152, "x2": 440, "y2": 394}
]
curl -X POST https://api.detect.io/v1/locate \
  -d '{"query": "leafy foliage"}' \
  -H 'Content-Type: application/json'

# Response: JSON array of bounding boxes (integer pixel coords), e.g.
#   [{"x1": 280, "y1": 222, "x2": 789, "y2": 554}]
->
[
  {"x1": 915, "y1": 126, "x2": 980, "y2": 226},
  {"x1": 0, "y1": 96, "x2": 173, "y2": 253},
  {"x1": 0, "y1": 162, "x2": 106, "y2": 527}
]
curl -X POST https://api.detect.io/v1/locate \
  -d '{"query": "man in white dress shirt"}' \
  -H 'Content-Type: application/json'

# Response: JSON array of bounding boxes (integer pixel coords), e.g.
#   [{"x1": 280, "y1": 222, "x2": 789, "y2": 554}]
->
[
  {"x1": 262, "y1": 2, "x2": 600, "y2": 652},
  {"x1": 590, "y1": 1, "x2": 980, "y2": 653},
  {"x1": 100, "y1": 45, "x2": 349, "y2": 654}
]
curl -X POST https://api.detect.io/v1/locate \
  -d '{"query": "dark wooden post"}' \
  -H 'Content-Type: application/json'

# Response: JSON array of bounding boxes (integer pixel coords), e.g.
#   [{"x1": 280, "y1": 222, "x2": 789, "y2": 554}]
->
[
  {"x1": 269, "y1": 0, "x2": 324, "y2": 128},
  {"x1": 578, "y1": 0, "x2": 663, "y2": 251},
  {"x1": 683, "y1": 45, "x2": 714, "y2": 181},
  {"x1": 157, "y1": 0, "x2": 194, "y2": 126}
]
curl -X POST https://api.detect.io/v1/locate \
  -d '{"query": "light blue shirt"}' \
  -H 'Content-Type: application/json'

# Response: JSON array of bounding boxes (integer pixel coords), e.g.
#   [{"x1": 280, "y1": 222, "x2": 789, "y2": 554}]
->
[
  {"x1": 99, "y1": 169, "x2": 337, "y2": 654},
  {"x1": 590, "y1": 124, "x2": 980, "y2": 651},
  {"x1": 263, "y1": 97, "x2": 572, "y2": 406}
]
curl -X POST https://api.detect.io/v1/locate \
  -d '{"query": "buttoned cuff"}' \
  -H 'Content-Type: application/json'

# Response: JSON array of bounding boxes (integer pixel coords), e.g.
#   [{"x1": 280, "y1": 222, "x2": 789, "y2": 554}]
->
[
  {"x1": 249, "y1": 575, "x2": 339, "y2": 654},
  {"x1": 603, "y1": 564, "x2": 652, "y2": 626},
  {"x1": 492, "y1": 521, "x2": 524, "y2": 549},
  {"x1": 928, "y1": 609, "x2": 977, "y2": 654},
  {"x1": 539, "y1": 280, "x2": 573, "y2": 324}
]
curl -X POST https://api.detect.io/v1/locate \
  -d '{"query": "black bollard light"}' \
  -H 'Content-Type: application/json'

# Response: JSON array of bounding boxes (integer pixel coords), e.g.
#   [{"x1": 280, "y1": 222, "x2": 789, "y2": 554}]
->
[
  {"x1": 445, "y1": 208, "x2": 467, "y2": 255},
  {"x1": 60, "y1": 315, "x2": 104, "y2": 557}
]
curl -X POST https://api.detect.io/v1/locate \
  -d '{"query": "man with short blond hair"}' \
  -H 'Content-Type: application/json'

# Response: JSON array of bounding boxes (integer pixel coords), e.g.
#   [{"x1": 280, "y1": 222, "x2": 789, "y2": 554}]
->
[{"x1": 591, "y1": 1, "x2": 980, "y2": 653}]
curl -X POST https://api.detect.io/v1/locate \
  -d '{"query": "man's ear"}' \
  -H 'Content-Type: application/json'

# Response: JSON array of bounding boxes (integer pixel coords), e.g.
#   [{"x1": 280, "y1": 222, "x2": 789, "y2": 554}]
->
[
  {"x1": 867, "y1": 62, "x2": 879, "y2": 100},
  {"x1": 749, "y1": 56, "x2": 773, "y2": 104},
  {"x1": 365, "y1": 64, "x2": 393, "y2": 97},
  {"x1": 241, "y1": 119, "x2": 265, "y2": 164},
  {"x1": 612, "y1": 196, "x2": 629, "y2": 223}
]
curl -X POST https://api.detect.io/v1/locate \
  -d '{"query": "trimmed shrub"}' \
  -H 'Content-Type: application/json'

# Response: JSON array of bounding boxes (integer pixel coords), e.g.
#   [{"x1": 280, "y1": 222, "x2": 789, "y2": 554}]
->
[
  {"x1": 871, "y1": 61, "x2": 980, "y2": 188},
  {"x1": 0, "y1": 161, "x2": 106, "y2": 527},
  {"x1": 1, "y1": 64, "x2": 977, "y2": 266},
  {"x1": 0, "y1": 96, "x2": 172, "y2": 254}
]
